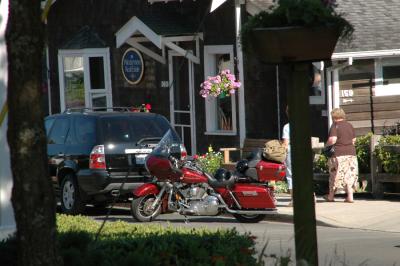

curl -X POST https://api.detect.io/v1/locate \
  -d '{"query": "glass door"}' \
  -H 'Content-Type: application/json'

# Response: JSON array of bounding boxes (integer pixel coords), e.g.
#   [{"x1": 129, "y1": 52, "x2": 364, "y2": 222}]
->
[{"x1": 58, "y1": 48, "x2": 112, "y2": 112}]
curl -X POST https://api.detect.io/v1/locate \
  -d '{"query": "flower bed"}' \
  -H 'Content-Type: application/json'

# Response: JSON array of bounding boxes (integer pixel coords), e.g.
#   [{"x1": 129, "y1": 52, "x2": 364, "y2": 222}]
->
[{"x1": 196, "y1": 145, "x2": 223, "y2": 175}]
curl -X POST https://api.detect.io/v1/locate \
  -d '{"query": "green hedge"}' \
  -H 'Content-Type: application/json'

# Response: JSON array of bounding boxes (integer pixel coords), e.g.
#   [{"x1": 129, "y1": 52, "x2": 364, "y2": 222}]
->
[
  {"x1": 355, "y1": 133, "x2": 372, "y2": 173},
  {"x1": 0, "y1": 214, "x2": 262, "y2": 266},
  {"x1": 375, "y1": 135, "x2": 400, "y2": 174}
]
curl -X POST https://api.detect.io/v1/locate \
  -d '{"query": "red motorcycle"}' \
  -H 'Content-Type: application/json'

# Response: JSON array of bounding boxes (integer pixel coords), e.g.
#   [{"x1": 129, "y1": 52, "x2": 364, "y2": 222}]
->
[{"x1": 131, "y1": 130, "x2": 286, "y2": 223}]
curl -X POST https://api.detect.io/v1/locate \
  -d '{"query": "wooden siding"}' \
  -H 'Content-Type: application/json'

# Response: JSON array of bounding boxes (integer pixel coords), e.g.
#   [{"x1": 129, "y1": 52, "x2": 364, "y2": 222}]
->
[{"x1": 339, "y1": 78, "x2": 400, "y2": 136}]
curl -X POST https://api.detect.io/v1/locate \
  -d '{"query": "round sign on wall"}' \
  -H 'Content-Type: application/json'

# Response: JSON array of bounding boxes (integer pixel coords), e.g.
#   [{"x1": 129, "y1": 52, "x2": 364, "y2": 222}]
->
[{"x1": 121, "y1": 48, "x2": 144, "y2": 85}]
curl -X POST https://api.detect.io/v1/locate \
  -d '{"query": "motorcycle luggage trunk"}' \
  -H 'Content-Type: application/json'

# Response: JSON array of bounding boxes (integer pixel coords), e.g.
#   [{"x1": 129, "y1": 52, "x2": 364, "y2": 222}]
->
[
  {"x1": 255, "y1": 160, "x2": 286, "y2": 182},
  {"x1": 231, "y1": 184, "x2": 276, "y2": 209}
]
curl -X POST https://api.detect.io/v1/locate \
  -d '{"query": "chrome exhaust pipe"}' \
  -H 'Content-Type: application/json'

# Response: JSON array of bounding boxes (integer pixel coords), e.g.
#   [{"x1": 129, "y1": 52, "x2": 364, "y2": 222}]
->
[{"x1": 225, "y1": 209, "x2": 277, "y2": 215}]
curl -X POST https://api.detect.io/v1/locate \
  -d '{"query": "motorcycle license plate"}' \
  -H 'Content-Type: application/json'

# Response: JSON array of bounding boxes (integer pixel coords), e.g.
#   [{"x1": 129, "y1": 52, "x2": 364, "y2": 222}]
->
[{"x1": 135, "y1": 154, "x2": 147, "y2": 165}]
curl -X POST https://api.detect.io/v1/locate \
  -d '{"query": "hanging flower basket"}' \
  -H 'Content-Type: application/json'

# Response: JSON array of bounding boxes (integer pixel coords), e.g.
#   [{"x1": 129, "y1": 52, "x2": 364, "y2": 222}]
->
[
  {"x1": 240, "y1": 0, "x2": 354, "y2": 64},
  {"x1": 251, "y1": 26, "x2": 340, "y2": 63},
  {"x1": 199, "y1": 69, "x2": 241, "y2": 98}
]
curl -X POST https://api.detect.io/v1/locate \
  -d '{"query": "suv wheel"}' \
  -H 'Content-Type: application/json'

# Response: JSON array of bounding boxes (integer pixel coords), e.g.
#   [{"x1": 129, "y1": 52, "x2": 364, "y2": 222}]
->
[{"x1": 60, "y1": 174, "x2": 85, "y2": 215}]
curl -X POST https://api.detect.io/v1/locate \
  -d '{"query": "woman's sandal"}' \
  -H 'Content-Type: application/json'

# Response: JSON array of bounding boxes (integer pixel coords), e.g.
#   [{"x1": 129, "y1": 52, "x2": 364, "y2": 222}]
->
[
  {"x1": 323, "y1": 195, "x2": 335, "y2": 202},
  {"x1": 344, "y1": 199, "x2": 354, "y2": 203}
]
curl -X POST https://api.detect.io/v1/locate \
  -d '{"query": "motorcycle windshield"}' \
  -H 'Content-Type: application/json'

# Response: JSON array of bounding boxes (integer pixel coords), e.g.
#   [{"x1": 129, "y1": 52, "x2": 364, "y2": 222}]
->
[{"x1": 149, "y1": 129, "x2": 182, "y2": 158}]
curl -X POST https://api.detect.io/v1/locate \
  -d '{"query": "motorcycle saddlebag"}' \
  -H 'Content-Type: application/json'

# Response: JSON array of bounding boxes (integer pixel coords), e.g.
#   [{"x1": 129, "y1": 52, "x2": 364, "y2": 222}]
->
[{"x1": 231, "y1": 183, "x2": 276, "y2": 209}]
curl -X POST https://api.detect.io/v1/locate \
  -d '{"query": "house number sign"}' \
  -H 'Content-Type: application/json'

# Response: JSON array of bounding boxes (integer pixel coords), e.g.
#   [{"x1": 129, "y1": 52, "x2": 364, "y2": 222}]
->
[{"x1": 121, "y1": 48, "x2": 144, "y2": 85}]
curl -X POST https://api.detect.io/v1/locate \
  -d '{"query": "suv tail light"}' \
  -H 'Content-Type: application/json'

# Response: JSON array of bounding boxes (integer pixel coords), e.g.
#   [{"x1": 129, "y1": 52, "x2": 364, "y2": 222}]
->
[{"x1": 90, "y1": 145, "x2": 106, "y2": 169}]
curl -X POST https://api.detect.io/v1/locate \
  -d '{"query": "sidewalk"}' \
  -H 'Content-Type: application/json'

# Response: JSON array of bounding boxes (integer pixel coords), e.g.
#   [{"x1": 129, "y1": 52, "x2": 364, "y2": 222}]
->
[{"x1": 269, "y1": 195, "x2": 400, "y2": 233}]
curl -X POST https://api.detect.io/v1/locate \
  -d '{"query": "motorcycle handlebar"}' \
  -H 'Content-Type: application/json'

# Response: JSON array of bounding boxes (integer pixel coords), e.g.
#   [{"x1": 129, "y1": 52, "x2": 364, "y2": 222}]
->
[{"x1": 168, "y1": 155, "x2": 183, "y2": 175}]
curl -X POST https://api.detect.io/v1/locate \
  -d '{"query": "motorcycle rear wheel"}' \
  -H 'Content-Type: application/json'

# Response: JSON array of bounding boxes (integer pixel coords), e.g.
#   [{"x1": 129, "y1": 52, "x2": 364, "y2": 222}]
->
[
  {"x1": 131, "y1": 195, "x2": 161, "y2": 222},
  {"x1": 232, "y1": 214, "x2": 266, "y2": 223}
]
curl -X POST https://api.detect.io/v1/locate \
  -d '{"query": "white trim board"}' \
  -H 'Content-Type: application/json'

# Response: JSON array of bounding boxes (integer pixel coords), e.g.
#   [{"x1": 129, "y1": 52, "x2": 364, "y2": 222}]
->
[
  {"x1": 203, "y1": 45, "x2": 237, "y2": 135},
  {"x1": 332, "y1": 49, "x2": 400, "y2": 60},
  {"x1": 115, "y1": 16, "x2": 201, "y2": 65}
]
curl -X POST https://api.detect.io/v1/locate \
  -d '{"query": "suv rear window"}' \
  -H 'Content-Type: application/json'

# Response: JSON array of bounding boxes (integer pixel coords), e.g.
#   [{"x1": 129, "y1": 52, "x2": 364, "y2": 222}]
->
[
  {"x1": 74, "y1": 116, "x2": 97, "y2": 144},
  {"x1": 100, "y1": 115, "x2": 171, "y2": 143},
  {"x1": 48, "y1": 117, "x2": 70, "y2": 144}
]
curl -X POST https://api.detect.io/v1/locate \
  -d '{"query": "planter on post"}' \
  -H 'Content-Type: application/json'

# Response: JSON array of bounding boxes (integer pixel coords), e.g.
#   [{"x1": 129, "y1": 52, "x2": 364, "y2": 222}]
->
[
  {"x1": 251, "y1": 26, "x2": 340, "y2": 64},
  {"x1": 250, "y1": 25, "x2": 340, "y2": 266}
]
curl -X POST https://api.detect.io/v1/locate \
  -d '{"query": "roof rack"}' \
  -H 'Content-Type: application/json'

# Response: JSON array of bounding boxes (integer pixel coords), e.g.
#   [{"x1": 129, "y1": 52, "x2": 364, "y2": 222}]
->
[{"x1": 63, "y1": 107, "x2": 132, "y2": 114}]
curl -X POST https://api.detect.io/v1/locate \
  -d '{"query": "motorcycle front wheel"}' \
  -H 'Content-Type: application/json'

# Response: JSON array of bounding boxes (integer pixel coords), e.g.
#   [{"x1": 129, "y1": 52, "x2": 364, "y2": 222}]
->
[
  {"x1": 131, "y1": 195, "x2": 161, "y2": 222},
  {"x1": 232, "y1": 214, "x2": 266, "y2": 223}
]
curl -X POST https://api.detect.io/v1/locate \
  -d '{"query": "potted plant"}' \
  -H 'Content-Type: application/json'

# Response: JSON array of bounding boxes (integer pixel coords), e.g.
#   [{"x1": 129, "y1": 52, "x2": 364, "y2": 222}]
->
[{"x1": 241, "y1": 0, "x2": 354, "y2": 63}]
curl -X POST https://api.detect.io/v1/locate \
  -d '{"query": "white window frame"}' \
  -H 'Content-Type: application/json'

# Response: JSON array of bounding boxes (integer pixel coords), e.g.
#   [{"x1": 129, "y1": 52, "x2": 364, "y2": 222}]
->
[
  {"x1": 203, "y1": 45, "x2": 237, "y2": 135},
  {"x1": 309, "y1": 61, "x2": 326, "y2": 105},
  {"x1": 58, "y1": 48, "x2": 113, "y2": 112},
  {"x1": 375, "y1": 57, "x2": 400, "y2": 96}
]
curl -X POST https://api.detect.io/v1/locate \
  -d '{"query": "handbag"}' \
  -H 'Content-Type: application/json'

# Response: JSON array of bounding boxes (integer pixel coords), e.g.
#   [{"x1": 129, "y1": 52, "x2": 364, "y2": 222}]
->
[{"x1": 322, "y1": 145, "x2": 335, "y2": 158}]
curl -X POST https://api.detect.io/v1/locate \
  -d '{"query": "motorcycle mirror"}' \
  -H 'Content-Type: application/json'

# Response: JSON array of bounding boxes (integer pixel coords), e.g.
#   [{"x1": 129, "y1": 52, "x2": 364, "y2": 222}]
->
[{"x1": 169, "y1": 145, "x2": 181, "y2": 159}]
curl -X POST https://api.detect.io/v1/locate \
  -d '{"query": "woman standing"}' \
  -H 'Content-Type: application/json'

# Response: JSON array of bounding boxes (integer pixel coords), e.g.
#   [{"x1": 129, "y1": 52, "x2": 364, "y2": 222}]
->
[{"x1": 324, "y1": 108, "x2": 358, "y2": 203}]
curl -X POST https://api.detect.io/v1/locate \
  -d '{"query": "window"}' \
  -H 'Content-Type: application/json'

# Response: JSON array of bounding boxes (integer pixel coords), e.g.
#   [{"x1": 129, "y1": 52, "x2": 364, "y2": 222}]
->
[
  {"x1": 203, "y1": 45, "x2": 237, "y2": 135},
  {"x1": 100, "y1": 116, "x2": 172, "y2": 144},
  {"x1": 58, "y1": 48, "x2": 112, "y2": 111},
  {"x1": 48, "y1": 118, "x2": 70, "y2": 144},
  {"x1": 74, "y1": 116, "x2": 96, "y2": 144},
  {"x1": 44, "y1": 118, "x2": 55, "y2": 136},
  {"x1": 375, "y1": 58, "x2": 400, "y2": 96},
  {"x1": 309, "y1": 61, "x2": 325, "y2": 104}
]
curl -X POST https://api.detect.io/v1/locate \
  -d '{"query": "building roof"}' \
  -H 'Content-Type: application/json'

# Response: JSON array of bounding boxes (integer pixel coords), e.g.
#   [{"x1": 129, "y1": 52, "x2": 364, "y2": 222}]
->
[
  {"x1": 335, "y1": 0, "x2": 400, "y2": 53},
  {"x1": 245, "y1": 0, "x2": 400, "y2": 54}
]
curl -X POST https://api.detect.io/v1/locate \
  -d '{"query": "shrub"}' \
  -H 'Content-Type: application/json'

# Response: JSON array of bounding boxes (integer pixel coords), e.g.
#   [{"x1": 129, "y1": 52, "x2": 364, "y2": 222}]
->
[
  {"x1": 274, "y1": 181, "x2": 289, "y2": 194},
  {"x1": 313, "y1": 153, "x2": 329, "y2": 173},
  {"x1": 375, "y1": 135, "x2": 400, "y2": 174},
  {"x1": 1, "y1": 214, "x2": 260, "y2": 266},
  {"x1": 355, "y1": 132, "x2": 372, "y2": 173}
]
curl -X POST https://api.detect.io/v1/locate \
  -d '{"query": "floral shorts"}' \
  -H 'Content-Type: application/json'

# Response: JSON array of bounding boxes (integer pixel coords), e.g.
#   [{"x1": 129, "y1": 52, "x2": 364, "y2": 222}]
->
[{"x1": 328, "y1": 155, "x2": 359, "y2": 193}]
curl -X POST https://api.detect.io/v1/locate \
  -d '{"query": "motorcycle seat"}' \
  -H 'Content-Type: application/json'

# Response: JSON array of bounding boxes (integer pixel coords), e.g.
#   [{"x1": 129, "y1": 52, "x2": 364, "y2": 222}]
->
[{"x1": 205, "y1": 172, "x2": 237, "y2": 188}]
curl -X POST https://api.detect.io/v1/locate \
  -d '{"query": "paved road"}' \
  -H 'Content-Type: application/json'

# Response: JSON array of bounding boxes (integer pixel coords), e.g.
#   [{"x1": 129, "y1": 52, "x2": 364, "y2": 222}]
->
[{"x1": 86, "y1": 206, "x2": 400, "y2": 266}]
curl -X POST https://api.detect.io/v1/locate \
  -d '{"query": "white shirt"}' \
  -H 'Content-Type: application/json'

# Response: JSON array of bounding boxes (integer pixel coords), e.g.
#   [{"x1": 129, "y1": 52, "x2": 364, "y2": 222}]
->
[{"x1": 282, "y1": 123, "x2": 290, "y2": 152}]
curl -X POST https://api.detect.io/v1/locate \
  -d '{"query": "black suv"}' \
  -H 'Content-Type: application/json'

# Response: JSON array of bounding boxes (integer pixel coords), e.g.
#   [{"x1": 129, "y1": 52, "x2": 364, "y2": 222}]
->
[{"x1": 45, "y1": 108, "x2": 185, "y2": 214}]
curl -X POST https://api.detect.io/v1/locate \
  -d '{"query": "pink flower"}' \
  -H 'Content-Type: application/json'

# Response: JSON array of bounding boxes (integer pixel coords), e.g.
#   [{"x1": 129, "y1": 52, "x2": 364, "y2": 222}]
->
[{"x1": 199, "y1": 69, "x2": 240, "y2": 98}]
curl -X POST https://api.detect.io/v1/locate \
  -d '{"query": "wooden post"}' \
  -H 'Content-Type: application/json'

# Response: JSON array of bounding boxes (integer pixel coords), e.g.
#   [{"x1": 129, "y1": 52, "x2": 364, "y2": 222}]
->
[
  {"x1": 370, "y1": 134, "x2": 383, "y2": 198},
  {"x1": 287, "y1": 63, "x2": 318, "y2": 265}
]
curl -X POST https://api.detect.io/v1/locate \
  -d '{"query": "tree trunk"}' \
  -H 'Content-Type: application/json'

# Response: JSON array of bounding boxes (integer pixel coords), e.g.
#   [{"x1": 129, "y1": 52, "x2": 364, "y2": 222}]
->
[{"x1": 6, "y1": 1, "x2": 62, "y2": 265}]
